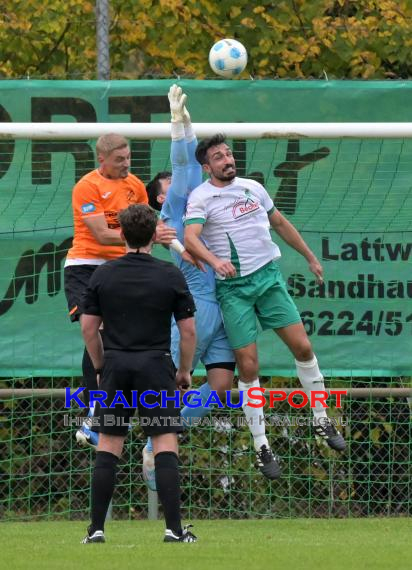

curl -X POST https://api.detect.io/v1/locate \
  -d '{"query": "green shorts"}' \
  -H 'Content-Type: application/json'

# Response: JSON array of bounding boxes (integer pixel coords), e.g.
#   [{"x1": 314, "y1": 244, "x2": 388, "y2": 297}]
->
[{"x1": 215, "y1": 261, "x2": 301, "y2": 349}]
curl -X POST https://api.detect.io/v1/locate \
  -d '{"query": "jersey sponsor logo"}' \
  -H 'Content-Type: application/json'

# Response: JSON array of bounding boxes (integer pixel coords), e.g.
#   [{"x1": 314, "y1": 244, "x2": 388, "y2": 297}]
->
[
  {"x1": 231, "y1": 196, "x2": 260, "y2": 219},
  {"x1": 101, "y1": 191, "x2": 112, "y2": 199},
  {"x1": 81, "y1": 203, "x2": 96, "y2": 214}
]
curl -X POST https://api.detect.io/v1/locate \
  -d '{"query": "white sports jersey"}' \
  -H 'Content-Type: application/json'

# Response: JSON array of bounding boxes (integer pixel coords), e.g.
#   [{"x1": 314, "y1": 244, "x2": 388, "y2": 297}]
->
[{"x1": 185, "y1": 177, "x2": 281, "y2": 279}]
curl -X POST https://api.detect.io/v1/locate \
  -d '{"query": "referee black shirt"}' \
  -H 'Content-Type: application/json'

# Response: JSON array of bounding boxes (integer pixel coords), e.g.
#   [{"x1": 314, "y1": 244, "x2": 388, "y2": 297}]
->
[{"x1": 82, "y1": 252, "x2": 195, "y2": 351}]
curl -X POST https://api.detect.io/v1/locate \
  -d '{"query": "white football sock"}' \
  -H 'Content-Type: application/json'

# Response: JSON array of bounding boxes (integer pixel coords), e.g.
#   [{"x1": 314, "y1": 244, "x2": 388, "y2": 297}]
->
[
  {"x1": 295, "y1": 355, "x2": 328, "y2": 422},
  {"x1": 238, "y1": 378, "x2": 269, "y2": 451}
]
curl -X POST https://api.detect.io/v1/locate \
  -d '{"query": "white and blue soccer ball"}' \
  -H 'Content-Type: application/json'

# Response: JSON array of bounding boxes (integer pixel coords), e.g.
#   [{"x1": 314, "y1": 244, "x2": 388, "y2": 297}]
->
[{"x1": 209, "y1": 39, "x2": 248, "y2": 78}]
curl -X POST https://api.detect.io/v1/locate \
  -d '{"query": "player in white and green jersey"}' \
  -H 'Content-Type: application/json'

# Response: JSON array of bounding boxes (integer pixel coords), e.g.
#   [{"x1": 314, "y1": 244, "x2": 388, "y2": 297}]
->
[
  {"x1": 185, "y1": 176, "x2": 280, "y2": 279},
  {"x1": 185, "y1": 134, "x2": 346, "y2": 455}
]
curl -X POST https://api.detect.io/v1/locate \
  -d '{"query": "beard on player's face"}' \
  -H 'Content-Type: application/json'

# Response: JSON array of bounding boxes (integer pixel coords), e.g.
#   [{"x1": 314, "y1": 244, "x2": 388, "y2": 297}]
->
[{"x1": 212, "y1": 163, "x2": 236, "y2": 182}]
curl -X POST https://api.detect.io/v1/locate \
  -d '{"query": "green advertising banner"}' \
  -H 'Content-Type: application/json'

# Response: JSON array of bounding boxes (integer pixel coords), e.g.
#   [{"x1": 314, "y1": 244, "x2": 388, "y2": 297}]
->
[{"x1": 0, "y1": 80, "x2": 411, "y2": 377}]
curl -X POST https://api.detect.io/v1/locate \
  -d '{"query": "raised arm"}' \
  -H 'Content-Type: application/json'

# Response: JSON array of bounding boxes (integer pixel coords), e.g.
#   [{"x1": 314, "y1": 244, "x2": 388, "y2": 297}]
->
[
  {"x1": 158, "y1": 85, "x2": 204, "y2": 270},
  {"x1": 160, "y1": 86, "x2": 191, "y2": 225},
  {"x1": 163, "y1": 85, "x2": 202, "y2": 215}
]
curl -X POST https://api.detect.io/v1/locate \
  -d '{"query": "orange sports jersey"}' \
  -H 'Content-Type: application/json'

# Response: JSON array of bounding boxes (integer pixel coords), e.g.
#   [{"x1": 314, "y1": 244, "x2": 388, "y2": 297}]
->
[{"x1": 66, "y1": 169, "x2": 148, "y2": 262}]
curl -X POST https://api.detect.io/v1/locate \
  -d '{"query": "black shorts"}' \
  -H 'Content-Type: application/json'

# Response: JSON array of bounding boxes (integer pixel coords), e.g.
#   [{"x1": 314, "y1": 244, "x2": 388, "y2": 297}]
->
[
  {"x1": 64, "y1": 265, "x2": 99, "y2": 322},
  {"x1": 96, "y1": 349, "x2": 183, "y2": 437}
]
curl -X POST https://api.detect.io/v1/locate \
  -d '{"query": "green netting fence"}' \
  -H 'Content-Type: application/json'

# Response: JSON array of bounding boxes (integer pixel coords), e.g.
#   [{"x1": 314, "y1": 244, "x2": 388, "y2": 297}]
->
[{"x1": 1, "y1": 378, "x2": 410, "y2": 521}]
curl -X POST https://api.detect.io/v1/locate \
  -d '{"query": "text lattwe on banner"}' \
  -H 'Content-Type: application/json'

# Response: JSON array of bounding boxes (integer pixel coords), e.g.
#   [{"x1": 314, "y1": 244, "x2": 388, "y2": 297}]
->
[{"x1": 0, "y1": 80, "x2": 411, "y2": 376}]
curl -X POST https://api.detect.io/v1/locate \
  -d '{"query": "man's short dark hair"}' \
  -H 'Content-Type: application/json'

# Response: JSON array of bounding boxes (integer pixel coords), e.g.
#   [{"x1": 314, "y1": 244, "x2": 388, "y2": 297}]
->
[
  {"x1": 118, "y1": 204, "x2": 157, "y2": 248},
  {"x1": 146, "y1": 171, "x2": 172, "y2": 211},
  {"x1": 195, "y1": 134, "x2": 227, "y2": 165}
]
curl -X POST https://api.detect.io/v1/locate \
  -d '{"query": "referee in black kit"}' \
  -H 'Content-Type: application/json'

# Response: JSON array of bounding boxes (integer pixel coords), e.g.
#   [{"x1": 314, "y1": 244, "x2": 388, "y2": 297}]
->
[{"x1": 80, "y1": 204, "x2": 197, "y2": 544}]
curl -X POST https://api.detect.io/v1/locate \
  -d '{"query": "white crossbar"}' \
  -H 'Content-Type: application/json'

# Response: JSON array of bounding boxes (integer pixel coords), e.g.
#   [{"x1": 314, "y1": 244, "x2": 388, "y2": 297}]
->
[{"x1": 1, "y1": 122, "x2": 412, "y2": 139}]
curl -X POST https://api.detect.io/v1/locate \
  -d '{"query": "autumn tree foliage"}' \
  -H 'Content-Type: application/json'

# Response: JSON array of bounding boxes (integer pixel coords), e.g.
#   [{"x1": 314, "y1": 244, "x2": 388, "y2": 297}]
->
[{"x1": 0, "y1": 0, "x2": 412, "y2": 79}]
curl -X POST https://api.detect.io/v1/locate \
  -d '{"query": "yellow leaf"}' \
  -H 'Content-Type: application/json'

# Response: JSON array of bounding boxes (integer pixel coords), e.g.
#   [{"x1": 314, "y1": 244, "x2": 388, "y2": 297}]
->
[
  {"x1": 240, "y1": 17, "x2": 256, "y2": 29},
  {"x1": 230, "y1": 6, "x2": 242, "y2": 18},
  {"x1": 371, "y1": 427, "x2": 381, "y2": 444}
]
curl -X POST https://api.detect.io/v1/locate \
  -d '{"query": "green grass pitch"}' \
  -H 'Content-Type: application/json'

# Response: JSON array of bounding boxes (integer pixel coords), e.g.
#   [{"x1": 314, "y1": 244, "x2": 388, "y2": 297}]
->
[{"x1": 1, "y1": 519, "x2": 410, "y2": 570}]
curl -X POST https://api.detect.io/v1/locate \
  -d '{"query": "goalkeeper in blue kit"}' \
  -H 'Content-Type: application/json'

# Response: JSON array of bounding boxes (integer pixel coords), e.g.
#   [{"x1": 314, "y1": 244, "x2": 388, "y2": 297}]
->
[{"x1": 143, "y1": 85, "x2": 281, "y2": 488}]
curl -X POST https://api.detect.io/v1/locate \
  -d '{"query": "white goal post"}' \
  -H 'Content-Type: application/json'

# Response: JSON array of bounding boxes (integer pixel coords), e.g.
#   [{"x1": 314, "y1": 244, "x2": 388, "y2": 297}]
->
[{"x1": 1, "y1": 122, "x2": 412, "y2": 139}]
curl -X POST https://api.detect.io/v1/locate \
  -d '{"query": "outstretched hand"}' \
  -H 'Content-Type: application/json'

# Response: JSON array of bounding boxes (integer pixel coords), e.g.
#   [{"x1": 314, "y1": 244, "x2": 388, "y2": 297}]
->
[{"x1": 168, "y1": 84, "x2": 187, "y2": 122}]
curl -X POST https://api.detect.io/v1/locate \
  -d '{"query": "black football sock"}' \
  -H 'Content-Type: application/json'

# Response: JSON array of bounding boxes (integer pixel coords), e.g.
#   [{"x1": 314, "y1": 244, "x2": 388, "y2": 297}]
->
[
  {"x1": 154, "y1": 451, "x2": 182, "y2": 535},
  {"x1": 90, "y1": 451, "x2": 119, "y2": 534}
]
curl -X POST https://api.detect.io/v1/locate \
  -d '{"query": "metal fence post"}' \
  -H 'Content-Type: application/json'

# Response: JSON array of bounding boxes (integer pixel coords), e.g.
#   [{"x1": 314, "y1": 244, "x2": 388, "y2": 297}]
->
[
  {"x1": 96, "y1": 0, "x2": 110, "y2": 80},
  {"x1": 147, "y1": 490, "x2": 158, "y2": 520}
]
